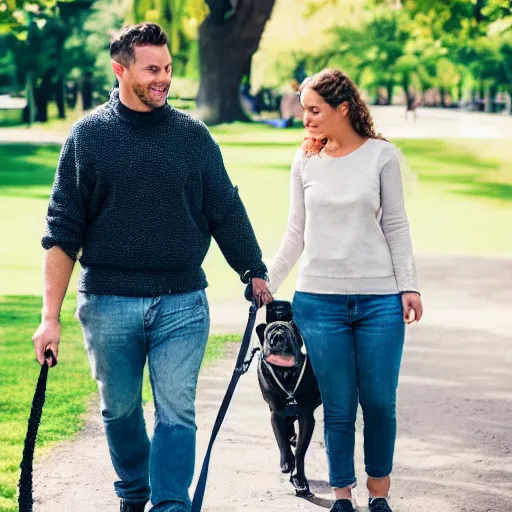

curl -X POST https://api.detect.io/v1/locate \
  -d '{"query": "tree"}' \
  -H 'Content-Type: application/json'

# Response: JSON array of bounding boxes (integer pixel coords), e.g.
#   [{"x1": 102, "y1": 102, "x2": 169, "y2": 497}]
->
[
  {"x1": 2, "y1": 0, "x2": 97, "y2": 124},
  {"x1": 330, "y1": 10, "x2": 414, "y2": 104},
  {"x1": 196, "y1": 0, "x2": 276, "y2": 124},
  {"x1": 0, "y1": 0, "x2": 57, "y2": 31},
  {"x1": 367, "y1": 0, "x2": 512, "y2": 109},
  {"x1": 435, "y1": 57, "x2": 461, "y2": 106},
  {"x1": 83, "y1": 0, "x2": 130, "y2": 102}
]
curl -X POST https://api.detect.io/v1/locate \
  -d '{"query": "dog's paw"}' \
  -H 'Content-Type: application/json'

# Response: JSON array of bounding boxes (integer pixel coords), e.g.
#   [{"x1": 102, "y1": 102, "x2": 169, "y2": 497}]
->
[
  {"x1": 295, "y1": 487, "x2": 314, "y2": 498},
  {"x1": 280, "y1": 452, "x2": 295, "y2": 474},
  {"x1": 290, "y1": 475, "x2": 313, "y2": 498},
  {"x1": 280, "y1": 460, "x2": 294, "y2": 474}
]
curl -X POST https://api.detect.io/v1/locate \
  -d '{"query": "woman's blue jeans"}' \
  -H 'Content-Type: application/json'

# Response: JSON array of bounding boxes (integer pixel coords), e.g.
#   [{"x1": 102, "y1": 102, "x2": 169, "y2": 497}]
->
[
  {"x1": 77, "y1": 289, "x2": 210, "y2": 512},
  {"x1": 292, "y1": 292, "x2": 405, "y2": 489}
]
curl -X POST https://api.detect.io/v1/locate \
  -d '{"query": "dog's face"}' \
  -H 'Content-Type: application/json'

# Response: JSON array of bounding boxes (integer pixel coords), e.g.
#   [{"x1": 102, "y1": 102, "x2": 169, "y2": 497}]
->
[{"x1": 256, "y1": 321, "x2": 303, "y2": 368}]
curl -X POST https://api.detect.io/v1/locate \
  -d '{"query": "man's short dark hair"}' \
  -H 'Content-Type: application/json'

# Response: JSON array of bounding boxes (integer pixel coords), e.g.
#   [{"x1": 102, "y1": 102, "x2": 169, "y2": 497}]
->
[{"x1": 110, "y1": 23, "x2": 168, "y2": 67}]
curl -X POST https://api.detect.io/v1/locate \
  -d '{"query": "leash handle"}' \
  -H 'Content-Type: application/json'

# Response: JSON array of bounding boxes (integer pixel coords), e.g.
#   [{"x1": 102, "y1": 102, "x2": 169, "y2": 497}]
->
[
  {"x1": 191, "y1": 302, "x2": 258, "y2": 511},
  {"x1": 18, "y1": 350, "x2": 55, "y2": 511},
  {"x1": 44, "y1": 349, "x2": 57, "y2": 368}
]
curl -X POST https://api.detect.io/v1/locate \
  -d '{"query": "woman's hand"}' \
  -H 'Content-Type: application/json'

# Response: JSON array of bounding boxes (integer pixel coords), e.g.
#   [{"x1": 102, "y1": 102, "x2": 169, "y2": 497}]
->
[{"x1": 401, "y1": 292, "x2": 423, "y2": 324}]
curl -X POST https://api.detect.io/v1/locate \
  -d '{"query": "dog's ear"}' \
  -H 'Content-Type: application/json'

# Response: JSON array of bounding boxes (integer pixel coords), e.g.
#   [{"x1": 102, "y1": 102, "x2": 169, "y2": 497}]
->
[{"x1": 255, "y1": 323, "x2": 267, "y2": 344}]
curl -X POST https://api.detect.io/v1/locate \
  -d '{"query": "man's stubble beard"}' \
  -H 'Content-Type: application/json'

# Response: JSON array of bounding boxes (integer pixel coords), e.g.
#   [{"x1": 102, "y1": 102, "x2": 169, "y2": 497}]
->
[{"x1": 133, "y1": 84, "x2": 158, "y2": 110}]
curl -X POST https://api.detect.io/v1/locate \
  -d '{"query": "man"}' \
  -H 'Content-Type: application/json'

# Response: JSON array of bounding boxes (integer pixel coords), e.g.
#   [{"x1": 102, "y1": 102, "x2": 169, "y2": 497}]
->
[{"x1": 32, "y1": 23, "x2": 272, "y2": 512}]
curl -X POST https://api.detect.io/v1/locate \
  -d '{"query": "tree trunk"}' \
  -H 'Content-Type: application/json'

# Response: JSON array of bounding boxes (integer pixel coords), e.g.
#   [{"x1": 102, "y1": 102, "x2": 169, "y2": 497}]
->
[
  {"x1": 440, "y1": 87, "x2": 447, "y2": 108},
  {"x1": 474, "y1": 0, "x2": 485, "y2": 23},
  {"x1": 25, "y1": 71, "x2": 35, "y2": 126},
  {"x1": 372, "y1": 85, "x2": 379, "y2": 105},
  {"x1": 56, "y1": 76, "x2": 66, "y2": 119},
  {"x1": 197, "y1": 0, "x2": 276, "y2": 124},
  {"x1": 82, "y1": 71, "x2": 94, "y2": 111},
  {"x1": 241, "y1": 56, "x2": 252, "y2": 88},
  {"x1": 34, "y1": 71, "x2": 53, "y2": 123},
  {"x1": 484, "y1": 85, "x2": 491, "y2": 113},
  {"x1": 402, "y1": 76, "x2": 410, "y2": 107},
  {"x1": 489, "y1": 85, "x2": 498, "y2": 113},
  {"x1": 386, "y1": 80, "x2": 394, "y2": 105}
]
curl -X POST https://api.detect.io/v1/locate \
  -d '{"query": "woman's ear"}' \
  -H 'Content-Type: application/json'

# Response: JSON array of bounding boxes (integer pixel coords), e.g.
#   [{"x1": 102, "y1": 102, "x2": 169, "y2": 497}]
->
[{"x1": 340, "y1": 101, "x2": 349, "y2": 117}]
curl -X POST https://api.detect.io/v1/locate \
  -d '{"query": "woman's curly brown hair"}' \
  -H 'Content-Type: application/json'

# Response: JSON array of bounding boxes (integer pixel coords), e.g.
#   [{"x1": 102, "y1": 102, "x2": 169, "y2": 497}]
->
[{"x1": 300, "y1": 68, "x2": 387, "y2": 156}]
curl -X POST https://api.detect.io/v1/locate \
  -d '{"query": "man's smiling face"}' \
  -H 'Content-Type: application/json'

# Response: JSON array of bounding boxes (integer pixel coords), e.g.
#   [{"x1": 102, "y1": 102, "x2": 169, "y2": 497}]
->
[{"x1": 122, "y1": 44, "x2": 172, "y2": 111}]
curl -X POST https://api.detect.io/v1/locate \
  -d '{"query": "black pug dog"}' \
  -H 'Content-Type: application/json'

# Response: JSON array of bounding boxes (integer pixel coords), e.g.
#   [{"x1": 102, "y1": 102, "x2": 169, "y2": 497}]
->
[{"x1": 255, "y1": 300, "x2": 322, "y2": 498}]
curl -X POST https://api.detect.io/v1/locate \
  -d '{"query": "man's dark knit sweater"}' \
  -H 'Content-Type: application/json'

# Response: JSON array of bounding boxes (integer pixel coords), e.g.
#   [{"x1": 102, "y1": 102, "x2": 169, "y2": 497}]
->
[{"x1": 42, "y1": 89, "x2": 267, "y2": 297}]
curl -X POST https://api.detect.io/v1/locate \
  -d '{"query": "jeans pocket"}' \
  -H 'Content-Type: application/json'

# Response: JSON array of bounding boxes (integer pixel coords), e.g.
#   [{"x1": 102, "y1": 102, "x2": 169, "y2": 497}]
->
[
  {"x1": 197, "y1": 289, "x2": 209, "y2": 317},
  {"x1": 196, "y1": 289, "x2": 207, "y2": 309},
  {"x1": 173, "y1": 289, "x2": 208, "y2": 316},
  {"x1": 75, "y1": 292, "x2": 88, "y2": 322},
  {"x1": 75, "y1": 291, "x2": 100, "y2": 324}
]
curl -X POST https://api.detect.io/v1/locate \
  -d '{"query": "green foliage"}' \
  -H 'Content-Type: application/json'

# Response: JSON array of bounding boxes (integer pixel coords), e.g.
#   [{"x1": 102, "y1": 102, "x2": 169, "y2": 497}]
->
[
  {"x1": 2, "y1": 0, "x2": 512, "y2": 125},
  {"x1": 0, "y1": 0, "x2": 57, "y2": 33},
  {"x1": 252, "y1": 0, "x2": 366, "y2": 90},
  {"x1": 82, "y1": 0, "x2": 130, "y2": 101},
  {"x1": 0, "y1": 47, "x2": 17, "y2": 93},
  {"x1": 296, "y1": 0, "x2": 512, "y2": 105}
]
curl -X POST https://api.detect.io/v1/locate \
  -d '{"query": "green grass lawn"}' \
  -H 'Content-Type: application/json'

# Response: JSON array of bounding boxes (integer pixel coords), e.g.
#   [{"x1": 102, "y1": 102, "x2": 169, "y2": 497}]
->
[
  {"x1": 0, "y1": 295, "x2": 95, "y2": 511},
  {"x1": 0, "y1": 126, "x2": 511, "y2": 510}
]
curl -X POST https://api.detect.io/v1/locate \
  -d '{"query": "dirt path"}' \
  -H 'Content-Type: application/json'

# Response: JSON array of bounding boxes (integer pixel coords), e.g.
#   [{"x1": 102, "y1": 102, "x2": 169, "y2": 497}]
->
[{"x1": 31, "y1": 256, "x2": 512, "y2": 511}]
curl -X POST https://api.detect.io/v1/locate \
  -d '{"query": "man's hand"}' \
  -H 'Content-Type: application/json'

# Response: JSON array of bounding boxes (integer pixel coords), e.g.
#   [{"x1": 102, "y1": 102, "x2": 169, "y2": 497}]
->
[
  {"x1": 251, "y1": 278, "x2": 273, "y2": 307},
  {"x1": 401, "y1": 292, "x2": 423, "y2": 324},
  {"x1": 32, "y1": 318, "x2": 61, "y2": 367}
]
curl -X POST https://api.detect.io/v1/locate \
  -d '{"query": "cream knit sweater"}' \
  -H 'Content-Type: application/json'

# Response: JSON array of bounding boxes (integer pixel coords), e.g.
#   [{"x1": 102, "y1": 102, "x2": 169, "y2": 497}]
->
[{"x1": 269, "y1": 138, "x2": 419, "y2": 295}]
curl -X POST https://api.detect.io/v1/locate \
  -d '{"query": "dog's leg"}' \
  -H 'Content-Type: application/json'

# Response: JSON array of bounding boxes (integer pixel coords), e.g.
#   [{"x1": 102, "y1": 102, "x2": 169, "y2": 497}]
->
[
  {"x1": 290, "y1": 410, "x2": 315, "y2": 497},
  {"x1": 271, "y1": 411, "x2": 295, "y2": 474},
  {"x1": 286, "y1": 416, "x2": 297, "y2": 447}
]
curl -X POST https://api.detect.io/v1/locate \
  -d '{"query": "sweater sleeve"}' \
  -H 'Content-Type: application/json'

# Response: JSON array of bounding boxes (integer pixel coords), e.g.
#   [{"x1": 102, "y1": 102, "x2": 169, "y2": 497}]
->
[
  {"x1": 41, "y1": 127, "x2": 90, "y2": 261},
  {"x1": 380, "y1": 146, "x2": 419, "y2": 293},
  {"x1": 268, "y1": 150, "x2": 306, "y2": 294},
  {"x1": 201, "y1": 134, "x2": 267, "y2": 280}
]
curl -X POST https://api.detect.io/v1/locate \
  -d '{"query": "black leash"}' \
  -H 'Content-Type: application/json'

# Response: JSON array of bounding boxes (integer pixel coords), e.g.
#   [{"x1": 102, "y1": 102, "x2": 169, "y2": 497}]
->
[
  {"x1": 191, "y1": 300, "x2": 260, "y2": 511},
  {"x1": 18, "y1": 350, "x2": 56, "y2": 512}
]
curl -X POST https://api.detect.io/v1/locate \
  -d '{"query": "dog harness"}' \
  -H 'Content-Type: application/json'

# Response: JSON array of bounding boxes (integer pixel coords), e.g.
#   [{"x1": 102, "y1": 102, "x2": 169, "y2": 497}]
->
[
  {"x1": 261, "y1": 356, "x2": 308, "y2": 404},
  {"x1": 259, "y1": 320, "x2": 308, "y2": 416}
]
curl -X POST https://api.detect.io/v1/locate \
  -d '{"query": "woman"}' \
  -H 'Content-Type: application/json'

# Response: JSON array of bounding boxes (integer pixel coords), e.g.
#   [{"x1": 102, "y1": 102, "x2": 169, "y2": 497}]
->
[{"x1": 265, "y1": 69, "x2": 423, "y2": 512}]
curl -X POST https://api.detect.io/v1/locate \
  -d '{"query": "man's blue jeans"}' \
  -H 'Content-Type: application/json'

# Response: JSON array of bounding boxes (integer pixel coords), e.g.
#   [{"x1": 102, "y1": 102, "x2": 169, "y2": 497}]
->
[
  {"x1": 77, "y1": 289, "x2": 210, "y2": 512},
  {"x1": 292, "y1": 292, "x2": 405, "y2": 489}
]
